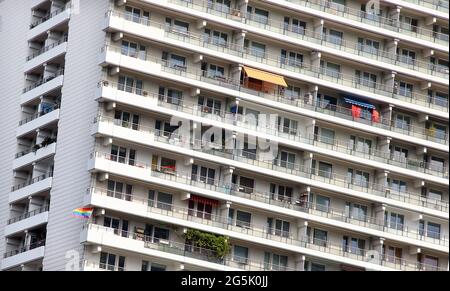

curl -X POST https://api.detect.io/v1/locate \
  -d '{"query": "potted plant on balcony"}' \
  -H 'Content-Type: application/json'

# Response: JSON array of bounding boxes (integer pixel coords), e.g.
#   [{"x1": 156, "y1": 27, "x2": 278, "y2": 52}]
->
[{"x1": 184, "y1": 229, "x2": 230, "y2": 261}]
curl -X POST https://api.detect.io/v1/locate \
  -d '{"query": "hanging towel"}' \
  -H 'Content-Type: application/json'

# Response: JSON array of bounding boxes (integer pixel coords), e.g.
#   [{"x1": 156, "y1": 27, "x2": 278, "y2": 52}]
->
[
  {"x1": 351, "y1": 105, "x2": 361, "y2": 119},
  {"x1": 372, "y1": 109, "x2": 380, "y2": 123}
]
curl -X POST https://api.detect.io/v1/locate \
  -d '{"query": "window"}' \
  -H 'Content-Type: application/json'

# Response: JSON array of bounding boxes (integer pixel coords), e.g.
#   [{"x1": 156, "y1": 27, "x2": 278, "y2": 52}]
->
[
  {"x1": 270, "y1": 183, "x2": 293, "y2": 202},
  {"x1": 317, "y1": 94, "x2": 337, "y2": 110},
  {"x1": 343, "y1": 236, "x2": 365, "y2": 255},
  {"x1": 432, "y1": 91, "x2": 449, "y2": 107},
  {"x1": 244, "y1": 40, "x2": 266, "y2": 58},
  {"x1": 141, "y1": 261, "x2": 166, "y2": 271},
  {"x1": 267, "y1": 218, "x2": 290, "y2": 237},
  {"x1": 121, "y1": 40, "x2": 146, "y2": 60},
  {"x1": 390, "y1": 145, "x2": 408, "y2": 162},
  {"x1": 100, "y1": 252, "x2": 125, "y2": 271},
  {"x1": 191, "y1": 164, "x2": 216, "y2": 185},
  {"x1": 347, "y1": 169, "x2": 370, "y2": 188},
  {"x1": 125, "y1": 6, "x2": 149, "y2": 24},
  {"x1": 397, "y1": 82, "x2": 413, "y2": 97},
  {"x1": 118, "y1": 75, "x2": 143, "y2": 95},
  {"x1": 247, "y1": 6, "x2": 269, "y2": 24},
  {"x1": 277, "y1": 151, "x2": 296, "y2": 169},
  {"x1": 318, "y1": 162, "x2": 333, "y2": 179},
  {"x1": 283, "y1": 17, "x2": 306, "y2": 35},
  {"x1": 188, "y1": 199, "x2": 213, "y2": 220},
  {"x1": 280, "y1": 49, "x2": 304, "y2": 67},
  {"x1": 385, "y1": 212, "x2": 404, "y2": 231},
  {"x1": 204, "y1": 28, "x2": 228, "y2": 46},
  {"x1": 350, "y1": 136, "x2": 372, "y2": 154},
  {"x1": 207, "y1": 64, "x2": 225, "y2": 79},
  {"x1": 399, "y1": 49, "x2": 416, "y2": 65},
  {"x1": 284, "y1": 85, "x2": 301, "y2": 100},
  {"x1": 428, "y1": 189, "x2": 442, "y2": 201},
  {"x1": 430, "y1": 156, "x2": 445, "y2": 173},
  {"x1": 233, "y1": 245, "x2": 249, "y2": 264},
  {"x1": 321, "y1": 61, "x2": 341, "y2": 78},
  {"x1": 158, "y1": 86, "x2": 183, "y2": 106},
  {"x1": 114, "y1": 110, "x2": 140, "y2": 130},
  {"x1": 399, "y1": 16, "x2": 418, "y2": 32},
  {"x1": 207, "y1": 0, "x2": 231, "y2": 13},
  {"x1": 394, "y1": 114, "x2": 411, "y2": 131},
  {"x1": 355, "y1": 71, "x2": 377, "y2": 88},
  {"x1": 264, "y1": 252, "x2": 288, "y2": 270},
  {"x1": 361, "y1": 3, "x2": 383, "y2": 21},
  {"x1": 383, "y1": 245, "x2": 402, "y2": 264},
  {"x1": 157, "y1": 192, "x2": 173, "y2": 211},
  {"x1": 312, "y1": 228, "x2": 328, "y2": 247},
  {"x1": 427, "y1": 222, "x2": 441, "y2": 239},
  {"x1": 198, "y1": 96, "x2": 222, "y2": 115},
  {"x1": 165, "y1": 18, "x2": 189, "y2": 33},
  {"x1": 358, "y1": 38, "x2": 380, "y2": 54},
  {"x1": 388, "y1": 178, "x2": 407, "y2": 193},
  {"x1": 107, "y1": 180, "x2": 132, "y2": 201},
  {"x1": 324, "y1": 28, "x2": 343, "y2": 46},
  {"x1": 243, "y1": 141, "x2": 257, "y2": 160},
  {"x1": 345, "y1": 202, "x2": 368, "y2": 221},
  {"x1": 110, "y1": 145, "x2": 136, "y2": 166},
  {"x1": 153, "y1": 227, "x2": 170, "y2": 242},
  {"x1": 277, "y1": 116, "x2": 298, "y2": 135},
  {"x1": 162, "y1": 52, "x2": 186, "y2": 70},
  {"x1": 309, "y1": 262, "x2": 326, "y2": 271},
  {"x1": 429, "y1": 123, "x2": 447, "y2": 140},
  {"x1": 232, "y1": 175, "x2": 254, "y2": 194},
  {"x1": 316, "y1": 195, "x2": 330, "y2": 212},
  {"x1": 236, "y1": 210, "x2": 251, "y2": 228},
  {"x1": 319, "y1": 128, "x2": 335, "y2": 145},
  {"x1": 421, "y1": 255, "x2": 439, "y2": 271}
]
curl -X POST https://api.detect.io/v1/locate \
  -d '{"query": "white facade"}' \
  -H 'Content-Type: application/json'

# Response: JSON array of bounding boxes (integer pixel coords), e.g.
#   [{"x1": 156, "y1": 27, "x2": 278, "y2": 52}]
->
[{"x1": 0, "y1": 0, "x2": 448, "y2": 271}]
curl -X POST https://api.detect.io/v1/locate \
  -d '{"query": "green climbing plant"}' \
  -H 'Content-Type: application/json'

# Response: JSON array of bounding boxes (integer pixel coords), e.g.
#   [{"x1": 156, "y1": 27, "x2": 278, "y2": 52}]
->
[{"x1": 185, "y1": 229, "x2": 231, "y2": 259}]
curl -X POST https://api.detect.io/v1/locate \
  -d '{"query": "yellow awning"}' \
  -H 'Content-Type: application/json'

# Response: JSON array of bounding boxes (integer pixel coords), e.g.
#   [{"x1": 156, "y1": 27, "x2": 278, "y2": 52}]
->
[{"x1": 243, "y1": 66, "x2": 288, "y2": 87}]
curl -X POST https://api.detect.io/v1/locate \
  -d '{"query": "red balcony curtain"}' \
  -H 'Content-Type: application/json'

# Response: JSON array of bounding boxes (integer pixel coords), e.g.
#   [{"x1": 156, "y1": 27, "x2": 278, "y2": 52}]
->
[
  {"x1": 372, "y1": 109, "x2": 380, "y2": 123},
  {"x1": 351, "y1": 105, "x2": 361, "y2": 119},
  {"x1": 190, "y1": 194, "x2": 219, "y2": 207}
]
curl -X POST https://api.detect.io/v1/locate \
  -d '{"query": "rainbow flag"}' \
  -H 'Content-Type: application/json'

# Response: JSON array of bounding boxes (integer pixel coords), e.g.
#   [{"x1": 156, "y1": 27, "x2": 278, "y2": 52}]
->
[{"x1": 73, "y1": 207, "x2": 94, "y2": 219}]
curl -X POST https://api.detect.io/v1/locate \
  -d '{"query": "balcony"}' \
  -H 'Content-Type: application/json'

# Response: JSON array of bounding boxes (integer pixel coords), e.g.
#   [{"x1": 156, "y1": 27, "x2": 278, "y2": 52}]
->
[
  {"x1": 105, "y1": 10, "x2": 449, "y2": 114},
  {"x1": 28, "y1": 5, "x2": 71, "y2": 40},
  {"x1": 9, "y1": 173, "x2": 53, "y2": 204},
  {"x1": 97, "y1": 131, "x2": 449, "y2": 215},
  {"x1": 21, "y1": 70, "x2": 64, "y2": 105},
  {"x1": 13, "y1": 142, "x2": 57, "y2": 170},
  {"x1": 16, "y1": 109, "x2": 60, "y2": 138},
  {"x1": 96, "y1": 82, "x2": 449, "y2": 183},
  {"x1": 1, "y1": 243, "x2": 45, "y2": 270},
  {"x1": 81, "y1": 224, "x2": 279, "y2": 271},
  {"x1": 4, "y1": 206, "x2": 49, "y2": 237},
  {"x1": 383, "y1": 0, "x2": 449, "y2": 18},
  {"x1": 104, "y1": 10, "x2": 448, "y2": 84},
  {"x1": 99, "y1": 46, "x2": 448, "y2": 151},
  {"x1": 25, "y1": 37, "x2": 68, "y2": 72},
  {"x1": 269, "y1": 0, "x2": 449, "y2": 50},
  {"x1": 90, "y1": 116, "x2": 449, "y2": 218},
  {"x1": 139, "y1": 0, "x2": 449, "y2": 53},
  {"x1": 82, "y1": 192, "x2": 444, "y2": 271},
  {"x1": 86, "y1": 186, "x2": 448, "y2": 254}
]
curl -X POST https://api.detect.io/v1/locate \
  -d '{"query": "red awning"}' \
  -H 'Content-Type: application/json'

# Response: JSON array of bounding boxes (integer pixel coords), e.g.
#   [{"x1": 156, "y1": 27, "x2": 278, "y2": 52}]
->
[{"x1": 190, "y1": 194, "x2": 219, "y2": 207}]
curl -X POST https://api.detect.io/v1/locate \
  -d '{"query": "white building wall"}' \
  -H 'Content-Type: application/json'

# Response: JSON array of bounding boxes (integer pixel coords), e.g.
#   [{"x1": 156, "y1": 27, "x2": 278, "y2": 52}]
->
[
  {"x1": 42, "y1": 0, "x2": 110, "y2": 271},
  {"x1": 0, "y1": 0, "x2": 32, "y2": 269}
]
